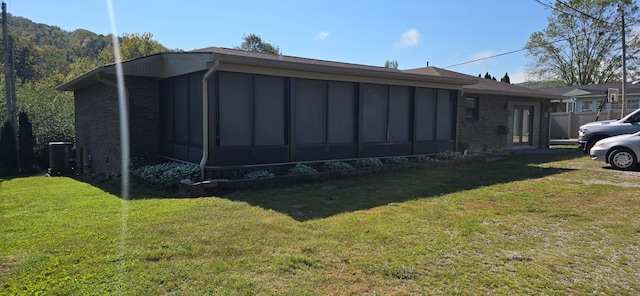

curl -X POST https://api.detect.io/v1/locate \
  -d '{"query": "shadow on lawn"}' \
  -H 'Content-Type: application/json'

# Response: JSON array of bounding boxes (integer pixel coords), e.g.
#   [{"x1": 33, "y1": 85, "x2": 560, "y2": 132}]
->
[
  {"x1": 73, "y1": 175, "x2": 185, "y2": 200},
  {"x1": 73, "y1": 149, "x2": 585, "y2": 221},
  {"x1": 221, "y1": 150, "x2": 584, "y2": 222}
]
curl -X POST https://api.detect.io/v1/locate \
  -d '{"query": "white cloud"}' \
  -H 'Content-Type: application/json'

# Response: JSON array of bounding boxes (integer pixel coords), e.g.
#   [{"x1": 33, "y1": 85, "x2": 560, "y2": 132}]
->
[
  {"x1": 314, "y1": 31, "x2": 330, "y2": 41},
  {"x1": 508, "y1": 69, "x2": 530, "y2": 84},
  {"x1": 393, "y1": 28, "x2": 421, "y2": 49}
]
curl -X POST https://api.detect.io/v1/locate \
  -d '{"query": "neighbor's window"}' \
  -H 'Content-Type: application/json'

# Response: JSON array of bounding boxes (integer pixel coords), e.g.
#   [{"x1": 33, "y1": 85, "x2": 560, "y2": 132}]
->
[
  {"x1": 626, "y1": 99, "x2": 639, "y2": 110},
  {"x1": 580, "y1": 101, "x2": 593, "y2": 112},
  {"x1": 465, "y1": 97, "x2": 479, "y2": 120}
]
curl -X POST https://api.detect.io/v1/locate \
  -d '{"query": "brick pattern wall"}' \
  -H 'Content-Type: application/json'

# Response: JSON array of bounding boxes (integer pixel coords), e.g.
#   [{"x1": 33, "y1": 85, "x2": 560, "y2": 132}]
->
[
  {"x1": 458, "y1": 94, "x2": 550, "y2": 153},
  {"x1": 128, "y1": 76, "x2": 160, "y2": 158},
  {"x1": 74, "y1": 76, "x2": 159, "y2": 175}
]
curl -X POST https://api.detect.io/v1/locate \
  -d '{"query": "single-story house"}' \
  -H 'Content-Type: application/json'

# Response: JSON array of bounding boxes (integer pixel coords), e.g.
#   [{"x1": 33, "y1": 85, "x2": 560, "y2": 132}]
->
[{"x1": 57, "y1": 47, "x2": 560, "y2": 178}]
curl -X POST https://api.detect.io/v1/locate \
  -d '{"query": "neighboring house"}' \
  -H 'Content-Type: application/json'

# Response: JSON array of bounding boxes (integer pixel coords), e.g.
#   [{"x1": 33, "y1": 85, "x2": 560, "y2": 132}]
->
[
  {"x1": 543, "y1": 82, "x2": 640, "y2": 113},
  {"x1": 57, "y1": 47, "x2": 559, "y2": 178},
  {"x1": 542, "y1": 83, "x2": 640, "y2": 139}
]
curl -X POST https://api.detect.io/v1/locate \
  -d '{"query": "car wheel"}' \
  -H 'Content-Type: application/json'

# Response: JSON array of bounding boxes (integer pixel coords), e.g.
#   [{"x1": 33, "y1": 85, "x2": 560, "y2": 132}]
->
[
  {"x1": 585, "y1": 138, "x2": 604, "y2": 154},
  {"x1": 608, "y1": 148, "x2": 637, "y2": 170}
]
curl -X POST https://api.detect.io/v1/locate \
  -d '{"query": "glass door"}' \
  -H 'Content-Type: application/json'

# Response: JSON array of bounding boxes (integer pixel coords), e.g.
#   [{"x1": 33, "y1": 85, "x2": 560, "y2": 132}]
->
[{"x1": 513, "y1": 105, "x2": 533, "y2": 146}]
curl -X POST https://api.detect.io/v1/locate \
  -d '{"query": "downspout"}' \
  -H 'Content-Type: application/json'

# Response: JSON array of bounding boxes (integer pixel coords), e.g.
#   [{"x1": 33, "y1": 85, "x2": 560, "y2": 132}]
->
[{"x1": 199, "y1": 59, "x2": 219, "y2": 180}]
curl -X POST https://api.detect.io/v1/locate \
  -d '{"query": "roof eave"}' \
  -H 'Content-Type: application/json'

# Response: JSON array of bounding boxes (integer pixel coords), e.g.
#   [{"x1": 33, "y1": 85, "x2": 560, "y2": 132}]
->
[
  {"x1": 212, "y1": 54, "x2": 478, "y2": 87},
  {"x1": 56, "y1": 66, "x2": 104, "y2": 91},
  {"x1": 463, "y1": 88, "x2": 564, "y2": 100}
]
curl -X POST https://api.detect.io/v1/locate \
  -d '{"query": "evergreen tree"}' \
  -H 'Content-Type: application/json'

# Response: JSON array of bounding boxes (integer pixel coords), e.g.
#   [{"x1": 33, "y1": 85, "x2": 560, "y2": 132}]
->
[
  {"x1": 18, "y1": 112, "x2": 34, "y2": 171},
  {"x1": 500, "y1": 73, "x2": 511, "y2": 83},
  {"x1": 0, "y1": 121, "x2": 18, "y2": 174}
]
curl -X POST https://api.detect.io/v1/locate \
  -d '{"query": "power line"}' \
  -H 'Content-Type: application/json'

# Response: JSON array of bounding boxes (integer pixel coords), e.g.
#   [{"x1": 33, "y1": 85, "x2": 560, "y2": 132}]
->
[
  {"x1": 534, "y1": 0, "x2": 613, "y2": 25},
  {"x1": 442, "y1": 32, "x2": 600, "y2": 69},
  {"x1": 443, "y1": 48, "x2": 527, "y2": 69},
  {"x1": 556, "y1": 0, "x2": 612, "y2": 25},
  {"x1": 443, "y1": 1, "x2": 621, "y2": 69},
  {"x1": 534, "y1": 0, "x2": 576, "y2": 19}
]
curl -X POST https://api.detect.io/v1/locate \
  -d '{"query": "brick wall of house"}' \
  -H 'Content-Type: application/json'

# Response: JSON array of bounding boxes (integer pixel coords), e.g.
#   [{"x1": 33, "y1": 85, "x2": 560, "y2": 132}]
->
[
  {"x1": 74, "y1": 76, "x2": 159, "y2": 176},
  {"x1": 458, "y1": 94, "x2": 550, "y2": 153},
  {"x1": 128, "y1": 76, "x2": 160, "y2": 158}
]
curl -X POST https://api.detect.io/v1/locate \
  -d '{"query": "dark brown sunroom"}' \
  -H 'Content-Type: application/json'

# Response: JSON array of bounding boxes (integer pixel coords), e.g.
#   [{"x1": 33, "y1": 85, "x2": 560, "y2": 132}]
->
[{"x1": 58, "y1": 48, "x2": 477, "y2": 178}]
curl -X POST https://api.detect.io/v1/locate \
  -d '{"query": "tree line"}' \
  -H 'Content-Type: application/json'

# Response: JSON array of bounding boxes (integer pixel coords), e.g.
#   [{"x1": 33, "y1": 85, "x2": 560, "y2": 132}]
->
[{"x1": 0, "y1": 14, "x2": 166, "y2": 175}]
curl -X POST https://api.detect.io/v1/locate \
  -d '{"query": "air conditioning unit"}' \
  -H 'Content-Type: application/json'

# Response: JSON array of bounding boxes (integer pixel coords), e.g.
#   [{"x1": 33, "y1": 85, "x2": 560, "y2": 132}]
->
[{"x1": 607, "y1": 88, "x2": 619, "y2": 103}]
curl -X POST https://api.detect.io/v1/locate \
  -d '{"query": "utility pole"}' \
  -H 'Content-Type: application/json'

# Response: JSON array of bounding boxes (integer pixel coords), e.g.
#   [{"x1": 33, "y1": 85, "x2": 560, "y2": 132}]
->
[
  {"x1": 2, "y1": 1, "x2": 10, "y2": 123},
  {"x1": 2, "y1": 1, "x2": 19, "y2": 171},
  {"x1": 618, "y1": 4, "x2": 627, "y2": 117}
]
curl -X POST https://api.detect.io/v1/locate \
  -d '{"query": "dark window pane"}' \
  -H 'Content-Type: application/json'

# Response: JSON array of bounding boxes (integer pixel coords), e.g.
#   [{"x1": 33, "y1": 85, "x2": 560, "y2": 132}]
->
[
  {"x1": 173, "y1": 75, "x2": 189, "y2": 145},
  {"x1": 255, "y1": 75, "x2": 285, "y2": 146},
  {"x1": 465, "y1": 97, "x2": 478, "y2": 120},
  {"x1": 296, "y1": 79, "x2": 326, "y2": 144},
  {"x1": 415, "y1": 87, "x2": 436, "y2": 141},
  {"x1": 189, "y1": 72, "x2": 203, "y2": 146},
  {"x1": 218, "y1": 72, "x2": 253, "y2": 146},
  {"x1": 328, "y1": 81, "x2": 356, "y2": 143},
  {"x1": 160, "y1": 81, "x2": 173, "y2": 143},
  {"x1": 362, "y1": 83, "x2": 387, "y2": 142},
  {"x1": 388, "y1": 86, "x2": 411, "y2": 142},
  {"x1": 436, "y1": 89, "x2": 453, "y2": 140}
]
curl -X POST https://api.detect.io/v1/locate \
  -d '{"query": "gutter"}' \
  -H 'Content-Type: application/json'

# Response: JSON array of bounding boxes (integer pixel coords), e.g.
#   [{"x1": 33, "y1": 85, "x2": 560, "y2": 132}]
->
[{"x1": 199, "y1": 58, "x2": 220, "y2": 180}]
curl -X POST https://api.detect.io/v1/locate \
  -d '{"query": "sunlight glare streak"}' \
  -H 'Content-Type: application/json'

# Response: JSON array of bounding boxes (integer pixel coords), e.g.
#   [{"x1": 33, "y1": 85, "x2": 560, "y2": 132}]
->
[{"x1": 106, "y1": 0, "x2": 130, "y2": 292}]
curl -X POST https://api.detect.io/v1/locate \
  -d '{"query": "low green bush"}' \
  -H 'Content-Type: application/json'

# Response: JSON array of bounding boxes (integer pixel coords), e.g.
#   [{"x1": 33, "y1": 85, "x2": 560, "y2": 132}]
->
[
  {"x1": 288, "y1": 163, "x2": 318, "y2": 175},
  {"x1": 385, "y1": 156, "x2": 409, "y2": 165},
  {"x1": 244, "y1": 170, "x2": 275, "y2": 179},
  {"x1": 415, "y1": 155, "x2": 438, "y2": 163},
  {"x1": 353, "y1": 158, "x2": 384, "y2": 168},
  {"x1": 436, "y1": 151, "x2": 465, "y2": 160},
  {"x1": 322, "y1": 161, "x2": 355, "y2": 172},
  {"x1": 139, "y1": 162, "x2": 200, "y2": 187}
]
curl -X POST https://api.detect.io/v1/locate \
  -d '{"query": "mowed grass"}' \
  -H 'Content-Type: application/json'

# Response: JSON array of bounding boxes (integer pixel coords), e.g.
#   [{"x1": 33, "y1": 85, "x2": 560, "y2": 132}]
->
[{"x1": 1, "y1": 149, "x2": 639, "y2": 295}]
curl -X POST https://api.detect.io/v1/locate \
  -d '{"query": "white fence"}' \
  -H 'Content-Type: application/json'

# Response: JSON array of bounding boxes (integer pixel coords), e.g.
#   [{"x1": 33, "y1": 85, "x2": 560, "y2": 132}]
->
[{"x1": 550, "y1": 110, "x2": 622, "y2": 139}]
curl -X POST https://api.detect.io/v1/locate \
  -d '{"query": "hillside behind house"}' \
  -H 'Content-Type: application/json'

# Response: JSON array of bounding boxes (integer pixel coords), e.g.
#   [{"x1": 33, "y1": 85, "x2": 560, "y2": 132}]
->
[{"x1": 0, "y1": 13, "x2": 170, "y2": 174}]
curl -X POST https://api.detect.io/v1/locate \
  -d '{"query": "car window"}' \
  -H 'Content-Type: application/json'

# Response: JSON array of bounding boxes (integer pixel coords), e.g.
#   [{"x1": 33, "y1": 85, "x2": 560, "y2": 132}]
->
[{"x1": 627, "y1": 113, "x2": 640, "y2": 123}]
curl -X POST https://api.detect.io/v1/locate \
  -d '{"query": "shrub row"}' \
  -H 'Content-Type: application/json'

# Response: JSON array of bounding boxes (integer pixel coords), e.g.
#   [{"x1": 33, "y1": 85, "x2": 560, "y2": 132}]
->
[{"x1": 133, "y1": 152, "x2": 468, "y2": 187}]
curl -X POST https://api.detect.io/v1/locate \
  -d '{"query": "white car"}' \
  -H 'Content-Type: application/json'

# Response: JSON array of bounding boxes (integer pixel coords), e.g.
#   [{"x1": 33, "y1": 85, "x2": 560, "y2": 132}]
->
[{"x1": 590, "y1": 131, "x2": 640, "y2": 170}]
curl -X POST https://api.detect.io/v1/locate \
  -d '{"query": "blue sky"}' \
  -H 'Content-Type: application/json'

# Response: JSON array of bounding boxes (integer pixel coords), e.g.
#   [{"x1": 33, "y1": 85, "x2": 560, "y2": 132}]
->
[{"x1": 7, "y1": 0, "x2": 553, "y2": 83}]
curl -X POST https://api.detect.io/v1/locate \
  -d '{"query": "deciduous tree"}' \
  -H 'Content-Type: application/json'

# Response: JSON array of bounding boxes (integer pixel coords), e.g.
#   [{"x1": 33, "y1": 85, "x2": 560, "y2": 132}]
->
[
  {"x1": 99, "y1": 32, "x2": 167, "y2": 63},
  {"x1": 526, "y1": 0, "x2": 640, "y2": 85},
  {"x1": 236, "y1": 33, "x2": 280, "y2": 54},
  {"x1": 384, "y1": 59, "x2": 399, "y2": 69}
]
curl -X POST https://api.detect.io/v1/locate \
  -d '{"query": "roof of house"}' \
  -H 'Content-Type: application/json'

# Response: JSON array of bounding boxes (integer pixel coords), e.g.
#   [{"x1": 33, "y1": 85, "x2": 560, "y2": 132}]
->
[
  {"x1": 192, "y1": 47, "x2": 403, "y2": 73},
  {"x1": 58, "y1": 47, "x2": 477, "y2": 91},
  {"x1": 405, "y1": 67, "x2": 563, "y2": 100},
  {"x1": 57, "y1": 46, "x2": 557, "y2": 101},
  {"x1": 189, "y1": 47, "x2": 480, "y2": 88}
]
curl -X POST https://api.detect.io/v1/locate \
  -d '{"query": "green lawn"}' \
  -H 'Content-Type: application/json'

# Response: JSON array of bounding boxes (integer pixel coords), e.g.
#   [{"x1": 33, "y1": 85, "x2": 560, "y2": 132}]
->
[{"x1": 2, "y1": 150, "x2": 639, "y2": 295}]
